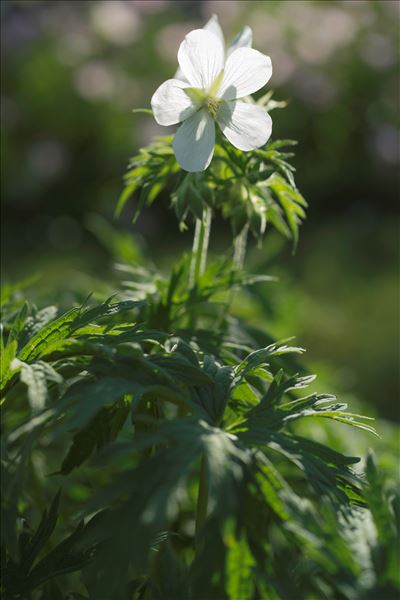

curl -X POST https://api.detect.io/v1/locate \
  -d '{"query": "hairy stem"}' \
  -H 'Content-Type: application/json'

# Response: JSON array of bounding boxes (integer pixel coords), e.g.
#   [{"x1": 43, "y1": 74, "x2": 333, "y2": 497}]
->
[
  {"x1": 195, "y1": 455, "x2": 208, "y2": 555},
  {"x1": 200, "y1": 206, "x2": 212, "y2": 274},
  {"x1": 233, "y1": 224, "x2": 249, "y2": 270},
  {"x1": 217, "y1": 225, "x2": 250, "y2": 328},
  {"x1": 189, "y1": 205, "x2": 212, "y2": 288},
  {"x1": 189, "y1": 218, "x2": 202, "y2": 288}
]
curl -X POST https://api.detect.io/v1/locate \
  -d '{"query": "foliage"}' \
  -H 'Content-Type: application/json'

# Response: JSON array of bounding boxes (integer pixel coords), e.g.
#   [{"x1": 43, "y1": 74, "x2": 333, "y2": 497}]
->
[
  {"x1": 2, "y1": 221, "x2": 397, "y2": 598},
  {"x1": 1, "y1": 45, "x2": 398, "y2": 599},
  {"x1": 3, "y1": 0, "x2": 398, "y2": 425},
  {"x1": 118, "y1": 134, "x2": 306, "y2": 248}
]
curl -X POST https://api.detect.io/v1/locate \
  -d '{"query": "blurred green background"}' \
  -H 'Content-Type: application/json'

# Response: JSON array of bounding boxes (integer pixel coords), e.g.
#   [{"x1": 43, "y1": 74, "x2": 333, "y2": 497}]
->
[{"x1": 1, "y1": 0, "x2": 399, "y2": 420}]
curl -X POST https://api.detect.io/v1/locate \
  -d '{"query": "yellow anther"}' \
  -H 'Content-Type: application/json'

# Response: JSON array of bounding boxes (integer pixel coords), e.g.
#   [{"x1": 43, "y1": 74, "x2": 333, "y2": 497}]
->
[{"x1": 206, "y1": 97, "x2": 221, "y2": 119}]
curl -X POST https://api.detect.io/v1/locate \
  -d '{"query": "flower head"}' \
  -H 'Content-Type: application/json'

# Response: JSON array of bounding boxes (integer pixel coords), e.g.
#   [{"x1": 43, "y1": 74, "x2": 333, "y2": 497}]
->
[{"x1": 151, "y1": 25, "x2": 273, "y2": 172}]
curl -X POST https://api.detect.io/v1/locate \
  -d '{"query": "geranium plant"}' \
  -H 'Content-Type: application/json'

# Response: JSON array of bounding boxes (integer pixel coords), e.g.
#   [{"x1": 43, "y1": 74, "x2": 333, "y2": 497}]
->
[{"x1": 1, "y1": 16, "x2": 398, "y2": 600}]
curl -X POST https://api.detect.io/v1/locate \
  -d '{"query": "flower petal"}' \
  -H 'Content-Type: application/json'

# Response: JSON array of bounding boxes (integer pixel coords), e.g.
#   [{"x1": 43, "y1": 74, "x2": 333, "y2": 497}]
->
[
  {"x1": 175, "y1": 16, "x2": 224, "y2": 82},
  {"x1": 151, "y1": 79, "x2": 196, "y2": 126},
  {"x1": 178, "y1": 29, "x2": 224, "y2": 90},
  {"x1": 228, "y1": 26, "x2": 252, "y2": 55},
  {"x1": 218, "y1": 48, "x2": 272, "y2": 100},
  {"x1": 173, "y1": 109, "x2": 215, "y2": 172},
  {"x1": 174, "y1": 66, "x2": 187, "y2": 83},
  {"x1": 217, "y1": 101, "x2": 272, "y2": 151},
  {"x1": 203, "y1": 14, "x2": 224, "y2": 45}
]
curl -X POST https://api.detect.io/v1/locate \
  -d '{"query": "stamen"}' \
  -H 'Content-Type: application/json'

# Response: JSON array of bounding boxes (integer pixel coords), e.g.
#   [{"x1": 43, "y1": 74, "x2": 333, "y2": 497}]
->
[{"x1": 206, "y1": 97, "x2": 221, "y2": 119}]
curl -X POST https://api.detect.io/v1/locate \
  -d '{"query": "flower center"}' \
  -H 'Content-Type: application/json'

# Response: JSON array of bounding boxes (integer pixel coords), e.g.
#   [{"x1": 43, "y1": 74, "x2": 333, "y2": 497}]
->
[
  {"x1": 184, "y1": 69, "x2": 224, "y2": 120},
  {"x1": 184, "y1": 88, "x2": 222, "y2": 119},
  {"x1": 206, "y1": 96, "x2": 221, "y2": 119}
]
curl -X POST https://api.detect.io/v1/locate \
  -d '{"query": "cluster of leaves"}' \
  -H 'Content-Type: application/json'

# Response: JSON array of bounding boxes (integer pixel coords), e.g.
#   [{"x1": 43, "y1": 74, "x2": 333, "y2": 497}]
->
[
  {"x1": 2, "y1": 251, "x2": 397, "y2": 600},
  {"x1": 2, "y1": 491, "x2": 95, "y2": 599},
  {"x1": 118, "y1": 134, "x2": 306, "y2": 248},
  {"x1": 2, "y1": 98, "x2": 398, "y2": 598}
]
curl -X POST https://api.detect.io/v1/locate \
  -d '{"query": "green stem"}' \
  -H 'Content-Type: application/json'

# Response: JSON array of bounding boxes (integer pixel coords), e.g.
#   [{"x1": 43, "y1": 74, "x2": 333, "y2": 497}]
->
[
  {"x1": 217, "y1": 225, "x2": 250, "y2": 328},
  {"x1": 195, "y1": 456, "x2": 208, "y2": 555},
  {"x1": 189, "y1": 205, "x2": 212, "y2": 288},
  {"x1": 233, "y1": 224, "x2": 249, "y2": 271},
  {"x1": 189, "y1": 219, "x2": 202, "y2": 289}
]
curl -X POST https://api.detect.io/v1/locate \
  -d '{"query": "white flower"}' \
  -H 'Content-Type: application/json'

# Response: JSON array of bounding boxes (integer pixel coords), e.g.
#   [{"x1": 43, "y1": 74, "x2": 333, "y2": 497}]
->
[
  {"x1": 151, "y1": 27, "x2": 272, "y2": 172},
  {"x1": 174, "y1": 14, "x2": 253, "y2": 82}
]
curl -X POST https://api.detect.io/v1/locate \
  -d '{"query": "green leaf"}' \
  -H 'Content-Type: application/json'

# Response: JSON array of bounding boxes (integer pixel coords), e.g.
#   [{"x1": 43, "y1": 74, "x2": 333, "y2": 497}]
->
[
  {"x1": 7, "y1": 302, "x2": 29, "y2": 346},
  {"x1": 117, "y1": 136, "x2": 178, "y2": 220},
  {"x1": 60, "y1": 398, "x2": 130, "y2": 474},
  {"x1": 23, "y1": 519, "x2": 95, "y2": 594},
  {"x1": 20, "y1": 361, "x2": 64, "y2": 413},
  {"x1": 57, "y1": 376, "x2": 134, "y2": 431},
  {"x1": 21, "y1": 305, "x2": 58, "y2": 346},
  {"x1": 226, "y1": 534, "x2": 255, "y2": 600},
  {"x1": 19, "y1": 491, "x2": 61, "y2": 573},
  {"x1": 235, "y1": 343, "x2": 305, "y2": 380},
  {"x1": 154, "y1": 541, "x2": 189, "y2": 600},
  {"x1": 265, "y1": 172, "x2": 307, "y2": 249},
  {"x1": 18, "y1": 299, "x2": 139, "y2": 362},
  {"x1": 255, "y1": 456, "x2": 290, "y2": 520},
  {"x1": 0, "y1": 339, "x2": 18, "y2": 394}
]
